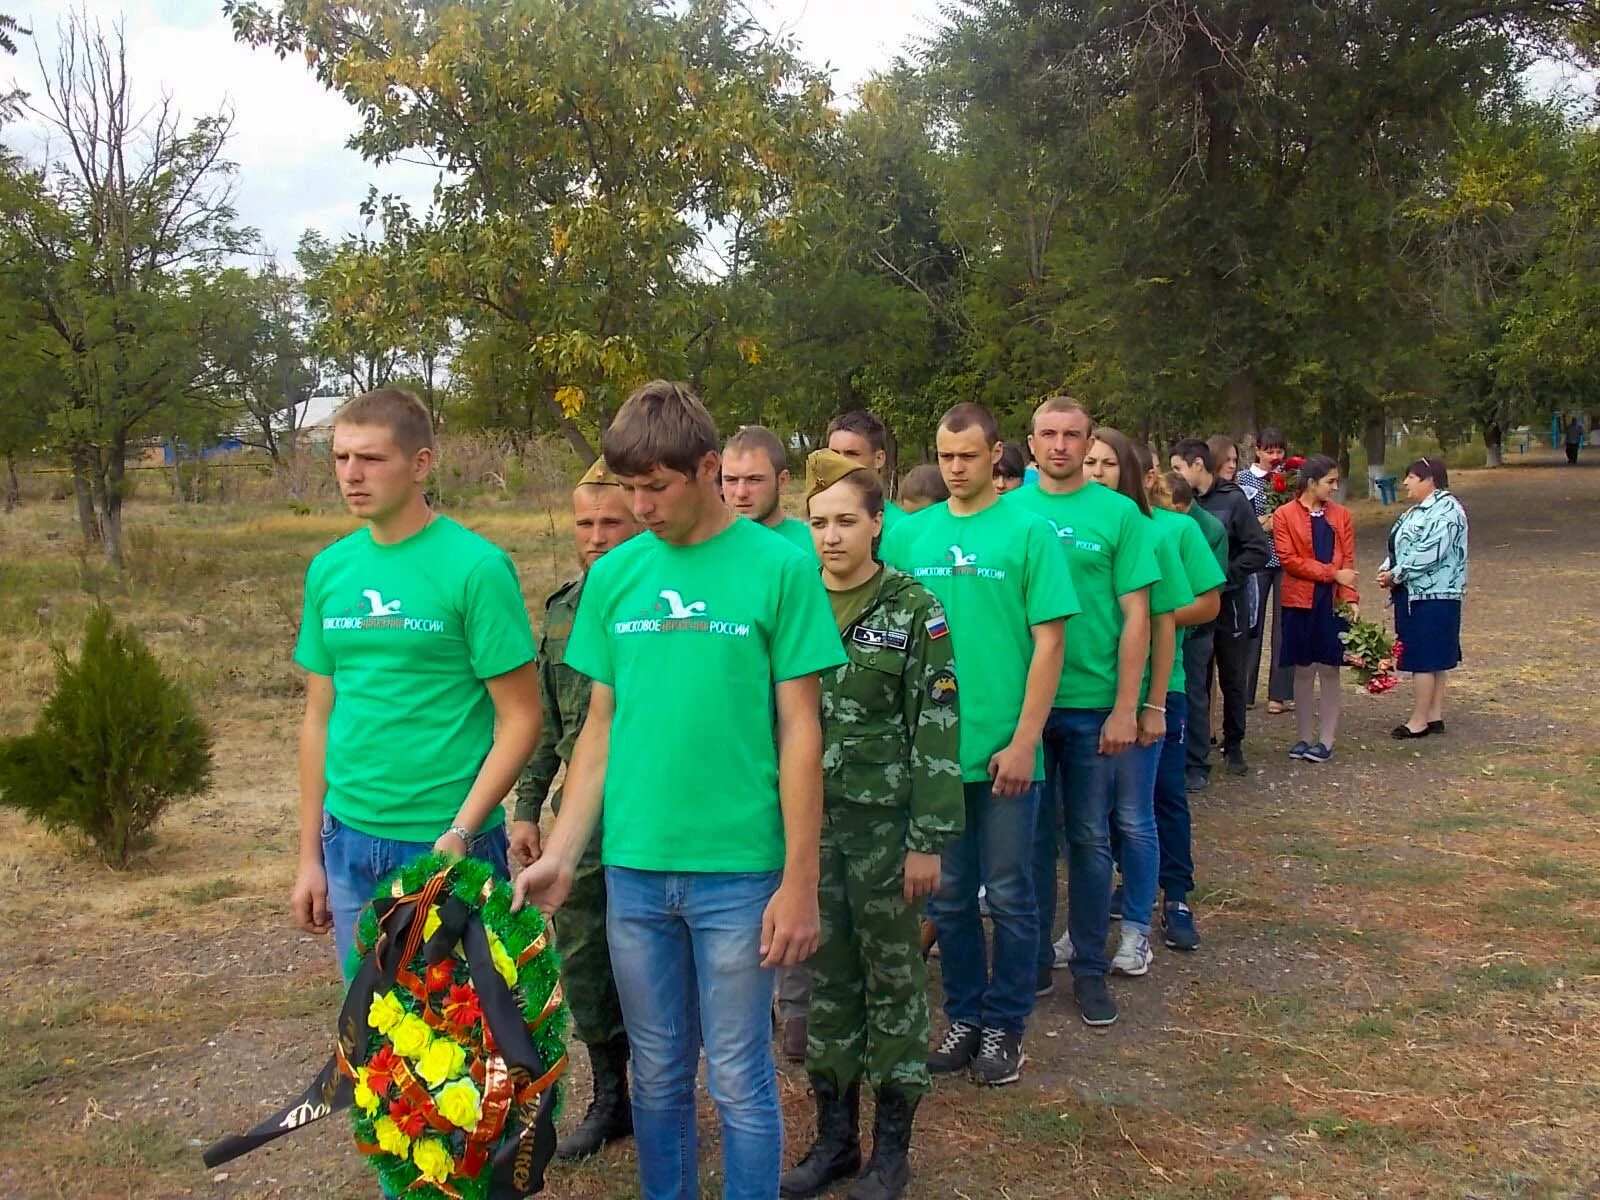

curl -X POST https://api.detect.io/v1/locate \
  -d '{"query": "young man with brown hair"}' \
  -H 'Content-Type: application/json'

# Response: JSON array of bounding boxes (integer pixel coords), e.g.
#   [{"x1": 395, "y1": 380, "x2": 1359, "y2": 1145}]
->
[
  {"x1": 514, "y1": 381, "x2": 844, "y2": 1200},
  {"x1": 508, "y1": 457, "x2": 642, "y2": 1161},
  {"x1": 724, "y1": 424, "x2": 815, "y2": 556},
  {"x1": 291, "y1": 388, "x2": 542, "y2": 976},
  {"x1": 879, "y1": 402, "x2": 1076, "y2": 1086},
  {"x1": 826, "y1": 409, "x2": 908, "y2": 535}
]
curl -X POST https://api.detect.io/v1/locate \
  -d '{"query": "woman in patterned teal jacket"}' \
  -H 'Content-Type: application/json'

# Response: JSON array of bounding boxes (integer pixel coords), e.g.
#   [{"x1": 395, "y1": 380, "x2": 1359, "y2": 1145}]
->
[{"x1": 1379, "y1": 458, "x2": 1468, "y2": 739}]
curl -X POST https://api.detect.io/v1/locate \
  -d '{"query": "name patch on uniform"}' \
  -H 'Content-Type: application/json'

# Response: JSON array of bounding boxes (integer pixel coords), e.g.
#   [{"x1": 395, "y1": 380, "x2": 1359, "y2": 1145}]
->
[
  {"x1": 852, "y1": 625, "x2": 910, "y2": 651},
  {"x1": 926, "y1": 614, "x2": 948, "y2": 640},
  {"x1": 929, "y1": 670, "x2": 958, "y2": 706}
]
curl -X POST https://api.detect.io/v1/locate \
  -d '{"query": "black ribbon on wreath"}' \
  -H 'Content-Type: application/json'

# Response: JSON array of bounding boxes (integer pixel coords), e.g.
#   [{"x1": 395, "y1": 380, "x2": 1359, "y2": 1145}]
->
[{"x1": 203, "y1": 871, "x2": 561, "y2": 1197}]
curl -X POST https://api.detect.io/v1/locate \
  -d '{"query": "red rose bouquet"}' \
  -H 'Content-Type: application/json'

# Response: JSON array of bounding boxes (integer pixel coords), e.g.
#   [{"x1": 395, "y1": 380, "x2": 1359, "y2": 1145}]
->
[{"x1": 1263, "y1": 454, "x2": 1304, "y2": 514}]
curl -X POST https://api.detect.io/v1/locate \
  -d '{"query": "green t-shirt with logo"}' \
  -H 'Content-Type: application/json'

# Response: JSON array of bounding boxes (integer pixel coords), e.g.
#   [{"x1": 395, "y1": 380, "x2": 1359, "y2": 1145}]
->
[
  {"x1": 564, "y1": 517, "x2": 845, "y2": 872},
  {"x1": 1154, "y1": 506, "x2": 1227, "y2": 694},
  {"x1": 294, "y1": 516, "x2": 537, "y2": 842},
  {"x1": 1007, "y1": 482, "x2": 1161, "y2": 710},
  {"x1": 764, "y1": 515, "x2": 817, "y2": 558},
  {"x1": 880, "y1": 499, "x2": 1079, "y2": 782},
  {"x1": 1143, "y1": 510, "x2": 1197, "y2": 701}
]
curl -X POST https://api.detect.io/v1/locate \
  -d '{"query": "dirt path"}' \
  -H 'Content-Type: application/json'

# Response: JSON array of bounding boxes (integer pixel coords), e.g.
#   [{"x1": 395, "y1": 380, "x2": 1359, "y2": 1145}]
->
[{"x1": 2, "y1": 457, "x2": 1598, "y2": 1199}]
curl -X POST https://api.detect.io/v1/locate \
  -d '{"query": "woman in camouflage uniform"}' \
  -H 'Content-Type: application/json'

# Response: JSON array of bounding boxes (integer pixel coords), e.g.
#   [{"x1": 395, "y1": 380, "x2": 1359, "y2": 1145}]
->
[{"x1": 781, "y1": 450, "x2": 964, "y2": 1200}]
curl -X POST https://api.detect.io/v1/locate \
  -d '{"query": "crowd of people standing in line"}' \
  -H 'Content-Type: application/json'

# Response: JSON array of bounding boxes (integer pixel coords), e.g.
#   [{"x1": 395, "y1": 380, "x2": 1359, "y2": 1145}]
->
[{"x1": 285, "y1": 384, "x2": 1470, "y2": 1200}]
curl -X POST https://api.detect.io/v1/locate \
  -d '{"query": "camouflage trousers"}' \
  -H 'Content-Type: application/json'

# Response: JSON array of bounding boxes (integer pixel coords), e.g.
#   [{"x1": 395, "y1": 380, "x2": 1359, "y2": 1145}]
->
[
  {"x1": 551, "y1": 827, "x2": 625, "y2": 1046},
  {"x1": 805, "y1": 807, "x2": 932, "y2": 1096}
]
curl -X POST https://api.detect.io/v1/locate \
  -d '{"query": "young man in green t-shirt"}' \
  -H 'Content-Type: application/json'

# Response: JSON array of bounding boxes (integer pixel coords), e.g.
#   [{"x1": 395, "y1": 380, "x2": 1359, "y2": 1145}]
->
[
  {"x1": 879, "y1": 402, "x2": 1075, "y2": 1087},
  {"x1": 291, "y1": 389, "x2": 542, "y2": 977},
  {"x1": 723, "y1": 423, "x2": 816, "y2": 557},
  {"x1": 826, "y1": 409, "x2": 909, "y2": 536},
  {"x1": 513, "y1": 381, "x2": 844, "y2": 1200},
  {"x1": 1011, "y1": 397, "x2": 1158, "y2": 1028}
]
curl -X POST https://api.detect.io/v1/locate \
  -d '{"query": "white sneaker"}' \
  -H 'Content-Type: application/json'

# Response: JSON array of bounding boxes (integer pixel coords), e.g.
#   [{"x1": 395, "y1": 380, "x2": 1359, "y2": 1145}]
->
[
  {"x1": 1051, "y1": 930, "x2": 1075, "y2": 969},
  {"x1": 1110, "y1": 926, "x2": 1153, "y2": 977}
]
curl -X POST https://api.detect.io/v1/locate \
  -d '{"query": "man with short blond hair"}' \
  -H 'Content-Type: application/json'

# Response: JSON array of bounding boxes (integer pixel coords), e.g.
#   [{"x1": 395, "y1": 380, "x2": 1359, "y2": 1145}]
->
[
  {"x1": 291, "y1": 387, "x2": 542, "y2": 977},
  {"x1": 514, "y1": 380, "x2": 845, "y2": 1200}
]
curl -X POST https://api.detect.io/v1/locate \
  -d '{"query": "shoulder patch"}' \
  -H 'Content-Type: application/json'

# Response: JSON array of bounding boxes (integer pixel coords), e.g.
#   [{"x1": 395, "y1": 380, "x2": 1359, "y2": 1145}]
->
[
  {"x1": 926, "y1": 613, "x2": 948, "y2": 640},
  {"x1": 929, "y1": 669, "x2": 957, "y2": 706},
  {"x1": 852, "y1": 625, "x2": 910, "y2": 651}
]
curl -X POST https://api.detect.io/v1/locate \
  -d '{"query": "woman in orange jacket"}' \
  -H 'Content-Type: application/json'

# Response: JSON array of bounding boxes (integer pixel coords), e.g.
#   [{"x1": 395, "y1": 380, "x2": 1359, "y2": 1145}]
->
[{"x1": 1271, "y1": 455, "x2": 1358, "y2": 764}]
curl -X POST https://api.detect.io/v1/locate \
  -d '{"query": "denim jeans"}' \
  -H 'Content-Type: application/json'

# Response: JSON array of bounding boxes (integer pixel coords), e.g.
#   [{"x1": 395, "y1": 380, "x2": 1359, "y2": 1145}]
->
[
  {"x1": 1039, "y1": 707, "x2": 1121, "y2": 978},
  {"x1": 1151, "y1": 692, "x2": 1195, "y2": 901},
  {"x1": 1104, "y1": 736, "x2": 1161, "y2": 933},
  {"x1": 321, "y1": 811, "x2": 510, "y2": 980},
  {"x1": 605, "y1": 867, "x2": 783, "y2": 1200},
  {"x1": 929, "y1": 780, "x2": 1040, "y2": 1035}
]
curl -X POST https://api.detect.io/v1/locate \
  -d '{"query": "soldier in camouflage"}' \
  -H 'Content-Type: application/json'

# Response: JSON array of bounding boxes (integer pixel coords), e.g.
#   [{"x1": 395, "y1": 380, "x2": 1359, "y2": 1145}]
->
[
  {"x1": 508, "y1": 457, "x2": 640, "y2": 1161},
  {"x1": 781, "y1": 449, "x2": 963, "y2": 1200}
]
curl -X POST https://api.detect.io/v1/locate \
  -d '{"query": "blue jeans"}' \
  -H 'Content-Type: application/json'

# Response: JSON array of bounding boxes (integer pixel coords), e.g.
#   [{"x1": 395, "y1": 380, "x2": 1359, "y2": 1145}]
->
[
  {"x1": 1106, "y1": 738, "x2": 1161, "y2": 934},
  {"x1": 321, "y1": 812, "x2": 511, "y2": 979},
  {"x1": 929, "y1": 780, "x2": 1040, "y2": 1034},
  {"x1": 1039, "y1": 707, "x2": 1124, "y2": 978},
  {"x1": 605, "y1": 867, "x2": 783, "y2": 1200},
  {"x1": 1152, "y1": 692, "x2": 1194, "y2": 900}
]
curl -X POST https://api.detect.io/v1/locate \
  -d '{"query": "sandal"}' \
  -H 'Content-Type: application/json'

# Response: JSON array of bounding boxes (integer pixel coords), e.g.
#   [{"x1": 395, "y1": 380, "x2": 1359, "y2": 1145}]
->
[
  {"x1": 1390, "y1": 724, "x2": 1432, "y2": 740},
  {"x1": 1267, "y1": 701, "x2": 1286, "y2": 715}
]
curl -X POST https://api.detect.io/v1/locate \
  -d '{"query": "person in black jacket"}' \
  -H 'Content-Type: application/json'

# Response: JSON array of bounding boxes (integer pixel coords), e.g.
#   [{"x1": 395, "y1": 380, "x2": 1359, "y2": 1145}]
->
[{"x1": 1170, "y1": 439, "x2": 1271, "y2": 780}]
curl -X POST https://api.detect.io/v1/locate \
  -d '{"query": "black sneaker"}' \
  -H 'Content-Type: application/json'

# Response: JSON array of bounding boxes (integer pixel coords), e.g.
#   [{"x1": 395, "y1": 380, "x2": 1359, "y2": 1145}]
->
[
  {"x1": 927, "y1": 1021, "x2": 981, "y2": 1074},
  {"x1": 969, "y1": 1028, "x2": 1025, "y2": 1086},
  {"x1": 1224, "y1": 746, "x2": 1249, "y2": 775},
  {"x1": 1162, "y1": 899, "x2": 1201, "y2": 951},
  {"x1": 1034, "y1": 967, "x2": 1054, "y2": 997},
  {"x1": 1073, "y1": 974, "x2": 1119, "y2": 1027},
  {"x1": 1109, "y1": 881, "x2": 1124, "y2": 922}
]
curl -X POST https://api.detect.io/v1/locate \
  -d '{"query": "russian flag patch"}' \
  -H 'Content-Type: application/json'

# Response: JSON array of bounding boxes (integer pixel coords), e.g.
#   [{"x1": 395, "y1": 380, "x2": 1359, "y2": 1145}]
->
[{"x1": 927, "y1": 614, "x2": 948, "y2": 640}]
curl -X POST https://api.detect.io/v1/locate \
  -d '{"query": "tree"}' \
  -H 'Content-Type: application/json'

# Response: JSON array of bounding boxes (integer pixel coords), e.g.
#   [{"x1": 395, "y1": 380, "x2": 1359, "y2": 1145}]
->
[
  {"x1": 208, "y1": 264, "x2": 320, "y2": 463},
  {"x1": 228, "y1": 0, "x2": 835, "y2": 458},
  {"x1": 0, "y1": 13, "x2": 253, "y2": 565}
]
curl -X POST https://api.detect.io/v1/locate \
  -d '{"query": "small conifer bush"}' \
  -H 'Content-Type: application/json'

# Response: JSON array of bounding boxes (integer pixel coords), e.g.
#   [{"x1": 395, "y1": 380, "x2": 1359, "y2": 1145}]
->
[{"x1": 0, "y1": 607, "x2": 213, "y2": 866}]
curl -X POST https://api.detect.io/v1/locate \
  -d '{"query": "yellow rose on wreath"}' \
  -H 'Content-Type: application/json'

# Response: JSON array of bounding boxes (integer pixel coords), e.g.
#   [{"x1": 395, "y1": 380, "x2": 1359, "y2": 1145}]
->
[
  {"x1": 353, "y1": 1068, "x2": 381, "y2": 1116},
  {"x1": 416, "y1": 1037, "x2": 467, "y2": 1088},
  {"x1": 367, "y1": 990, "x2": 406, "y2": 1035},
  {"x1": 391, "y1": 1014, "x2": 433, "y2": 1060},
  {"x1": 374, "y1": 1116, "x2": 412, "y2": 1158},
  {"x1": 487, "y1": 932, "x2": 517, "y2": 989},
  {"x1": 434, "y1": 1079, "x2": 482, "y2": 1131},
  {"x1": 412, "y1": 1135, "x2": 456, "y2": 1185}
]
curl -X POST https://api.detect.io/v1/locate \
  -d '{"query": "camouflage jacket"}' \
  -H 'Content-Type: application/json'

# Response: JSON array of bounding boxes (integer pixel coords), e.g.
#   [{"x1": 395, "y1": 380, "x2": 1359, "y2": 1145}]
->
[
  {"x1": 821, "y1": 566, "x2": 963, "y2": 854},
  {"x1": 513, "y1": 577, "x2": 588, "y2": 823}
]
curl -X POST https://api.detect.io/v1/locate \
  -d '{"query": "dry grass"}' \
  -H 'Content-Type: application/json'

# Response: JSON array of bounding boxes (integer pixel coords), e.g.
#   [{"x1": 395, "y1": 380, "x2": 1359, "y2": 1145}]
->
[{"x1": 0, "y1": 455, "x2": 1598, "y2": 1199}]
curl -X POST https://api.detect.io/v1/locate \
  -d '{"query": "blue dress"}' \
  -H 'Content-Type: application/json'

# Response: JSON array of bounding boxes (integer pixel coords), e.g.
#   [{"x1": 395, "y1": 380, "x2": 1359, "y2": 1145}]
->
[{"x1": 1278, "y1": 510, "x2": 1347, "y2": 668}]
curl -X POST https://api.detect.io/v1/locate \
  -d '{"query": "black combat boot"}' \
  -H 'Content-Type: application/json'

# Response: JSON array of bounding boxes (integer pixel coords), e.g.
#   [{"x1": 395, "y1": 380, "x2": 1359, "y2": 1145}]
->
[
  {"x1": 555, "y1": 1034, "x2": 632, "y2": 1159},
  {"x1": 780, "y1": 1074, "x2": 861, "y2": 1197},
  {"x1": 846, "y1": 1087, "x2": 918, "y2": 1200}
]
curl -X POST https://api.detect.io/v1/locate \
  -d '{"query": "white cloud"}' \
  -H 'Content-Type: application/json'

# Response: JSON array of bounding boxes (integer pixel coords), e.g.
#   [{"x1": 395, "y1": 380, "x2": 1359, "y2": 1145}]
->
[{"x1": 2, "y1": 0, "x2": 943, "y2": 261}]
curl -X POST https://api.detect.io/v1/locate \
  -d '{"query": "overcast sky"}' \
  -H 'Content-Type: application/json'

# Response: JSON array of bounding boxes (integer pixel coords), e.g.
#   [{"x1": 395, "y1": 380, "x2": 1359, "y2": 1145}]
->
[{"x1": 3, "y1": 0, "x2": 945, "y2": 261}]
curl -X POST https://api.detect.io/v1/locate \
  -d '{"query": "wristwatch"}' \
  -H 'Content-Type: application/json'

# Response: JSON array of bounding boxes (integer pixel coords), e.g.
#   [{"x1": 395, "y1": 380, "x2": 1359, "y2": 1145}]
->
[{"x1": 447, "y1": 823, "x2": 473, "y2": 844}]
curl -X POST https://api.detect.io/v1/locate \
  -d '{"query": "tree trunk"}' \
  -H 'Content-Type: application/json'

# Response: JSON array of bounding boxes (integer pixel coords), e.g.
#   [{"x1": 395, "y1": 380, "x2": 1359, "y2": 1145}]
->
[
  {"x1": 1362, "y1": 408, "x2": 1387, "y2": 498},
  {"x1": 71, "y1": 449, "x2": 99, "y2": 544},
  {"x1": 168, "y1": 444, "x2": 184, "y2": 504},
  {"x1": 97, "y1": 440, "x2": 127, "y2": 570},
  {"x1": 1224, "y1": 369, "x2": 1258, "y2": 437},
  {"x1": 4, "y1": 452, "x2": 19, "y2": 512},
  {"x1": 543, "y1": 395, "x2": 598, "y2": 464},
  {"x1": 1483, "y1": 421, "x2": 1503, "y2": 469}
]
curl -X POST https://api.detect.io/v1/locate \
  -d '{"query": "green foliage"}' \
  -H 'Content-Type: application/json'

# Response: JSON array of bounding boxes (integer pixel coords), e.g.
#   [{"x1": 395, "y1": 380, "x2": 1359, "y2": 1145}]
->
[{"x1": 0, "y1": 607, "x2": 214, "y2": 866}]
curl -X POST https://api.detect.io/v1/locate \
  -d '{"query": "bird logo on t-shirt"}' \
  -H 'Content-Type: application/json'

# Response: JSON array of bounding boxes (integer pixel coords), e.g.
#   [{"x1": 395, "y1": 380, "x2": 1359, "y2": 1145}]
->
[
  {"x1": 361, "y1": 589, "x2": 402, "y2": 616},
  {"x1": 948, "y1": 545, "x2": 977, "y2": 568},
  {"x1": 657, "y1": 589, "x2": 708, "y2": 619}
]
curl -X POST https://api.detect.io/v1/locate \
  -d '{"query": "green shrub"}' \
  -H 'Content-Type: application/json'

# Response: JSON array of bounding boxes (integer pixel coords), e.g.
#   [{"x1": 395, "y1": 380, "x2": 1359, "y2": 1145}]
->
[{"x1": 0, "y1": 607, "x2": 213, "y2": 866}]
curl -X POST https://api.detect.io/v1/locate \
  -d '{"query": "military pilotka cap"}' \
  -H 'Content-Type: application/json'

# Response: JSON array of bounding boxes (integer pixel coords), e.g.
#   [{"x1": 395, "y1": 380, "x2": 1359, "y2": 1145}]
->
[
  {"x1": 577, "y1": 457, "x2": 621, "y2": 488},
  {"x1": 804, "y1": 448, "x2": 872, "y2": 503}
]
